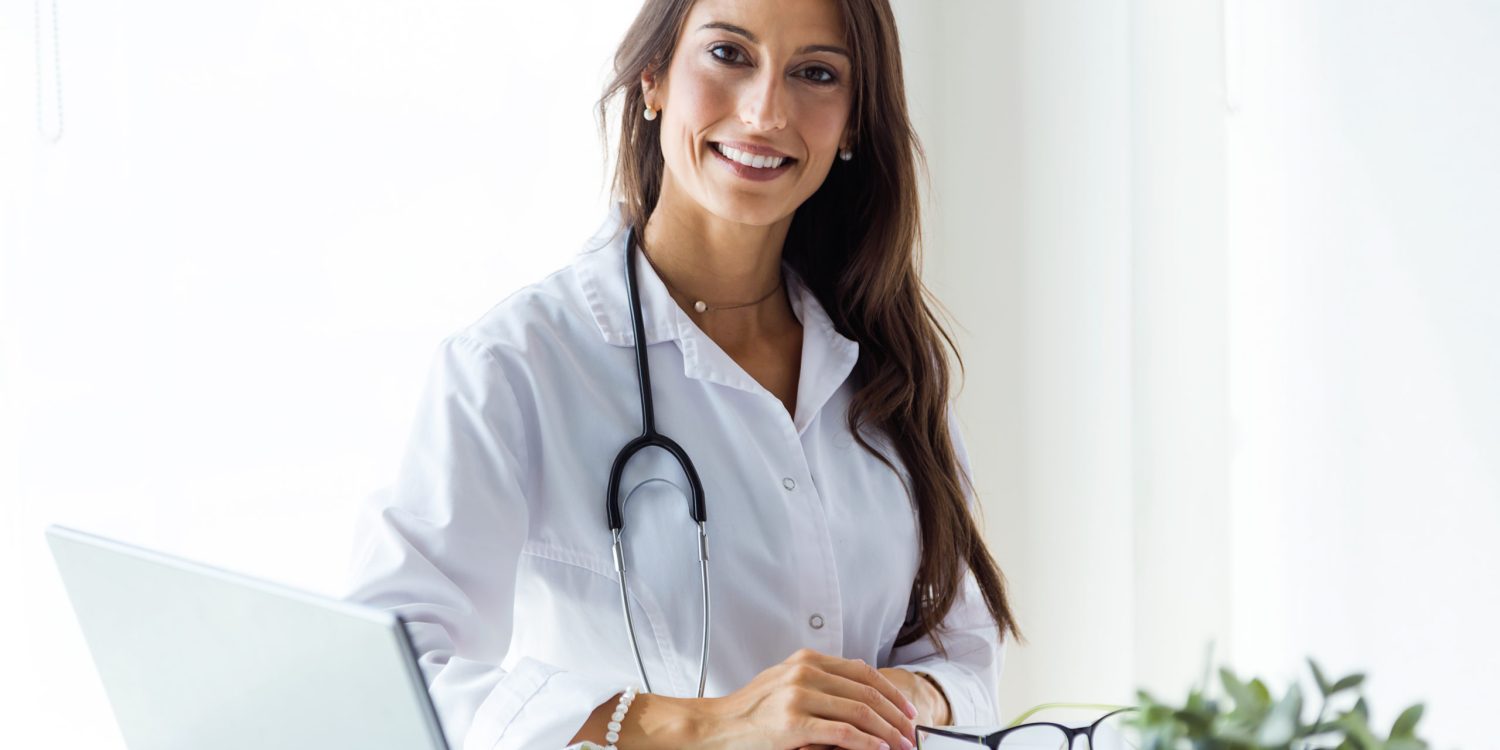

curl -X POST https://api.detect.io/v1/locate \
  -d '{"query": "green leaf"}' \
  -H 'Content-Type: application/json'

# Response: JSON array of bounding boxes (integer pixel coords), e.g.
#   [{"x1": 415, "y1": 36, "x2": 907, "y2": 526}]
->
[
  {"x1": 1185, "y1": 689, "x2": 1210, "y2": 715},
  {"x1": 1351, "y1": 697, "x2": 1371, "y2": 722},
  {"x1": 1214, "y1": 725, "x2": 1260, "y2": 747},
  {"x1": 1335, "y1": 711, "x2": 1381, "y2": 749},
  {"x1": 1330, "y1": 673, "x2": 1366, "y2": 694},
  {"x1": 1220, "y1": 668, "x2": 1260, "y2": 712},
  {"x1": 1308, "y1": 658, "x2": 1333, "y2": 697},
  {"x1": 1142, "y1": 705, "x2": 1175, "y2": 724},
  {"x1": 1249, "y1": 678, "x2": 1273, "y2": 708},
  {"x1": 1255, "y1": 682, "x2": 1303, "y2": 747},
  {"x1": 1174, "y1": 707, "x2": 1213, "y2": 733},
  {"x1": 1389, "y1": 703, "x2": 1424, "y2": 739},
  {"x1": 1386, "y1": 739, "x2": 1428, "y2": 750}
]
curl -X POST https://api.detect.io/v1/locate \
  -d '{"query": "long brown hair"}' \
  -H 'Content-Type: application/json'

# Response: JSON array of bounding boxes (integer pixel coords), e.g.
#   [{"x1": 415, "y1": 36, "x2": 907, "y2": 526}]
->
[{"x1": 595, "y1": 0, "x2": 1020, "y2": 656}]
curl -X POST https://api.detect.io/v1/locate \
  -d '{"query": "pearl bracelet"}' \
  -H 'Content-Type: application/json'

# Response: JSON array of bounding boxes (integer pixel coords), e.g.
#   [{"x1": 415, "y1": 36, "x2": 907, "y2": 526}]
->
[{"x1": 603, "y1": 685, "x2": 639, "y2": 750}]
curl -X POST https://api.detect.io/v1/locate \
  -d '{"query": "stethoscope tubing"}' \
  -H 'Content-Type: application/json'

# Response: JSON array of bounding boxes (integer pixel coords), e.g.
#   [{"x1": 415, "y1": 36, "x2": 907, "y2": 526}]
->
[{"x1": 606, "y1": 226, "x2": 711, "y2": 698}]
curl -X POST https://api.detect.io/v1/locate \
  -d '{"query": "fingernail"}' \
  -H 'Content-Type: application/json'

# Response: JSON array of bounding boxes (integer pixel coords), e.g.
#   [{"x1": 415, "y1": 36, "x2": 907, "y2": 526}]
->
[
  {"x1": 904, "y1": 699, "x2": 918, "y2": 719},
  {"x1": 902, "y1": 739, "x2": 916, "y2": 750},
  {"x1": 879, "y1": 743, "x2": 890, "y2": 750}
]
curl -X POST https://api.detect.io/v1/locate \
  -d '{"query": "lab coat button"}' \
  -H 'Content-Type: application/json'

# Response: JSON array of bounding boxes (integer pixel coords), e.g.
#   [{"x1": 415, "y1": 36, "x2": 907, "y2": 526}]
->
[
  {"x1": 782, "y1": 477, "x2": 796, "y2": 490},
  {"x1": 809, "y1": 613, "x2": 825, "y2": 629}
]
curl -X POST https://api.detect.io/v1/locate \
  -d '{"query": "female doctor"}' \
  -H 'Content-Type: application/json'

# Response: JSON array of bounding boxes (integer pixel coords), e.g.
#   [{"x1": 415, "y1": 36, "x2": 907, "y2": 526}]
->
[{"x1": 345, "y1": 0, "x2": 1020, "y2": 748}]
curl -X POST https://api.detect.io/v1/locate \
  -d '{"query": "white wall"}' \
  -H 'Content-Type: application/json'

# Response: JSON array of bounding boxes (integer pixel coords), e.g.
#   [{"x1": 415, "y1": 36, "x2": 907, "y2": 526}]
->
[
  {"x1": 917, "y1": 1, "x2": 1497, "y2": 747},
  {"x1": 907, "y1": 0, "x2": 1234, "y2": 716},
  {"x1": 1226, "y1": 2, "x2": 1500, "y2": 746},
  {"x1": 907, "y1": 0, "x2": 1145, "y2": 713}
]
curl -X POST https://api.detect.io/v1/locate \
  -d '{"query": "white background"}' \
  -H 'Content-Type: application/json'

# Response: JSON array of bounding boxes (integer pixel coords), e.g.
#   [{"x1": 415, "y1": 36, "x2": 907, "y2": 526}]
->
[{"x1": 3, "y1": 1, "x2": 1496, "y2": 748}]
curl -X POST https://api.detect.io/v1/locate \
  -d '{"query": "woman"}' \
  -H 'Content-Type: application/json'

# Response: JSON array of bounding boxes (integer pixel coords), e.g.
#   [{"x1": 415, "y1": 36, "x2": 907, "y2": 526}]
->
[{"x1": 345, "y1": 0, "x2": 1019, "y2": 748}]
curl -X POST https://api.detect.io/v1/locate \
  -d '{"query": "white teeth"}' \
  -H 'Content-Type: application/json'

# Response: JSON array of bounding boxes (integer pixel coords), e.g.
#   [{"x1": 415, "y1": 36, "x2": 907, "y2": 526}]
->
[{"x1": 715, "y1": 143, "x2": 785, "y2": 169}]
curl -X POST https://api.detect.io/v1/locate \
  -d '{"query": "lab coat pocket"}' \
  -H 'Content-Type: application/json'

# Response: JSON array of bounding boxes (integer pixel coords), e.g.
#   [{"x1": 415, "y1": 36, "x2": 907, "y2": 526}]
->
[{"x1": 510, "y1": 540, "x2": 685, "y2": 694}]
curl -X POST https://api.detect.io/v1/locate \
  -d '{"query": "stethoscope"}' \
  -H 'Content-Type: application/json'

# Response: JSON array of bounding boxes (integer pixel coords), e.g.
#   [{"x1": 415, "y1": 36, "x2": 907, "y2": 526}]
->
[
  {"x1": 604, "y1": 225, "x2": 926, "y2": 698},
  {"x1": 606, "y1": 225, "x2": 711, "y2": 698}
]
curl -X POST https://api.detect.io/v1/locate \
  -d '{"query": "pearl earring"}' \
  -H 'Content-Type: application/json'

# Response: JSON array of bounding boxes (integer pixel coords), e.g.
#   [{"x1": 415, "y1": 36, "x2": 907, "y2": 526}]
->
[
  {"x1": 839, "y1": 147, "x2": 853, "y2": 161},
  {"x1": 643, "y1": 104, "x2": 658, "y2": 121}
]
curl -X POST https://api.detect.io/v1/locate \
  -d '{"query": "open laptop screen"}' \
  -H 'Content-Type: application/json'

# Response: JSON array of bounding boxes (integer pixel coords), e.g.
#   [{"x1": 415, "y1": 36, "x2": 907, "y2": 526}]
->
[{"x1": 46, "y1": 525, "x2": 449, "y2": 750}]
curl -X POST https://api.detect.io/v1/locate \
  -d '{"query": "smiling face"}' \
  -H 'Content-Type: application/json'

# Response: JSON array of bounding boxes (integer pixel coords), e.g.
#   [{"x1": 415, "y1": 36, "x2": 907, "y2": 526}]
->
[{"x1": 642, "y1": 0, "x2": 855, "y2": 227}]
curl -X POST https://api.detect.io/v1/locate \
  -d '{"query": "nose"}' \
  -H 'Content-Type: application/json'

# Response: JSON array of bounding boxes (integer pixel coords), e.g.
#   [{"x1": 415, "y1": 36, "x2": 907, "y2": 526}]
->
[{"x1": 740, "y1": 67, "x2": 788, "y2": 132}]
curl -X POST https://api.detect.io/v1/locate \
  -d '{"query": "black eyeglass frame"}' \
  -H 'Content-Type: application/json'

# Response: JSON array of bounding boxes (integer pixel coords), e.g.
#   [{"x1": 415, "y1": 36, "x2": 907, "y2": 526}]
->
[{"x1": 916, "y1": 707, "x2": 1139, "y2": 749}]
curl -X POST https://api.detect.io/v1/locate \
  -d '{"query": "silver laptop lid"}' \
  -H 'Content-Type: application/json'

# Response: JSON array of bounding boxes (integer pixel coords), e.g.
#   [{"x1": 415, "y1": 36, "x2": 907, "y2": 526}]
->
[{"x1": 45, "y1": 525, "x2": 448, "y2": 750}]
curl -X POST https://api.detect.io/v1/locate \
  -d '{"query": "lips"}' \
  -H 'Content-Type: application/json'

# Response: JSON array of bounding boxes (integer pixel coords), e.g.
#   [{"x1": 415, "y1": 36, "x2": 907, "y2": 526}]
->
[
  {"x1": 707, "y1": 141, "x2": 795, "y2": 182},
  {"x1": 709, "y1": 141, "x2": 797, "y2": 168}
]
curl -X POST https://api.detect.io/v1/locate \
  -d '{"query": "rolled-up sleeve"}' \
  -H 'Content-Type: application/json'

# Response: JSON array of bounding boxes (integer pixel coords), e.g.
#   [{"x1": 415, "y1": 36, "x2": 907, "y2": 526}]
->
[
  {"x1": 344, "y1": 335, "x2": 628, "y2": 749},
  {"x1": 884, "y1": 409, "x2": 1007, "y2": 726}
]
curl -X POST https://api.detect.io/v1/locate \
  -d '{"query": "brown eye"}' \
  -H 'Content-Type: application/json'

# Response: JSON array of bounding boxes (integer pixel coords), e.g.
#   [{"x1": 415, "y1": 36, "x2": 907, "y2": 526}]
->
[
  {"x1": 801, "y1": 66, "x2": 837, "y2": 85},
  {"x1": 709, "y1": 43, "x2": 746, "y2": 65}
]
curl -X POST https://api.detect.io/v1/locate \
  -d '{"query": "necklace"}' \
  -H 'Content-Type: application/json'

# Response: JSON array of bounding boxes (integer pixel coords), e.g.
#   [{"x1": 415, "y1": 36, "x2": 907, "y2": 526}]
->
[{"x1": 640, "y1": 248, "x2": 784, "y2": 313}]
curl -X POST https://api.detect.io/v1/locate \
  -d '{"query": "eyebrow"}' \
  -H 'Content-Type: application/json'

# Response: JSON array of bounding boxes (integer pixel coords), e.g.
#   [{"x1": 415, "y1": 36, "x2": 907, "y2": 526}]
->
[{"x1": 698, "y1": 21, "x2": 851, "y2": 59}]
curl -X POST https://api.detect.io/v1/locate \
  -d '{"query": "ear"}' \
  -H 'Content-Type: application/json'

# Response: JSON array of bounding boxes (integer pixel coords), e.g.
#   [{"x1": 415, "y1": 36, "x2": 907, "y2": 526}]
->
[{"x1": 640, "y1": 66, "x2": 665, "y2": 108}]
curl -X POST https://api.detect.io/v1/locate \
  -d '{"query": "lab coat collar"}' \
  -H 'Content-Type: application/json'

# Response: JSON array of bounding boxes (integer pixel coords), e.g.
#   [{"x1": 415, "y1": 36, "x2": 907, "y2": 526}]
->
[{"x1": 574, "y1": 202, "x2": 861, "y2": 433}]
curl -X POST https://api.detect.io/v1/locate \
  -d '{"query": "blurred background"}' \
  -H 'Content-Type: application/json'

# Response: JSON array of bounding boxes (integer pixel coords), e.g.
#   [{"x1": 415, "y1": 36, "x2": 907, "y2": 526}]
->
[{"x1": 3, "y1": 0, "x2": 1496, "y2": 747}]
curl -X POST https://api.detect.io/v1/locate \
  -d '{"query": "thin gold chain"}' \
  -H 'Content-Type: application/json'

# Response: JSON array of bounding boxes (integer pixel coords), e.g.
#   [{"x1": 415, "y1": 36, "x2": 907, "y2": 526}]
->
[{"x1": 639, "y1": 247, "x2": 784, "y2": 313}]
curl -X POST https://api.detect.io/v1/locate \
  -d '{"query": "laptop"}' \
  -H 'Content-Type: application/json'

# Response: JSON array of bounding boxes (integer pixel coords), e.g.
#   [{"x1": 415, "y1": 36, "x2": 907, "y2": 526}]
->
[{"x1": 45, "y1": 525, "x2": 449, "y2": 749}]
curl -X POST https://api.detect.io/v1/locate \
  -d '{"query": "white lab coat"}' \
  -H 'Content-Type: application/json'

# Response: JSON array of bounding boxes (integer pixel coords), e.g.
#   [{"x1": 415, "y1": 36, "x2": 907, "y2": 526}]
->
[{"x1": 344, "y1": 202, "x2": 1005, "y2": 749}]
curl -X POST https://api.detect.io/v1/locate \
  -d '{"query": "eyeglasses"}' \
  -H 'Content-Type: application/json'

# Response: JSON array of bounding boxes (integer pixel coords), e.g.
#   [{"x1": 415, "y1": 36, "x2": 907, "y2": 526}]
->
[{"x1": 916, "y1": 703, "x2": 1141, "y2": 750}]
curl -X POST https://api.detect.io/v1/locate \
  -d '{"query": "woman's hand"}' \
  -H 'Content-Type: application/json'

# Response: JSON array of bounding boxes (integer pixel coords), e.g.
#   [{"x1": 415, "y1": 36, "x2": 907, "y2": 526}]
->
[
  {"x1": 792, "y1": 668, "x2": 950, "y2": 750},
  {"x1": 877, "y1": 667, "x2": 950, "y2": 727},
  {"x1": 695, "y1": 647, "x2": 920, "y2": 750}
]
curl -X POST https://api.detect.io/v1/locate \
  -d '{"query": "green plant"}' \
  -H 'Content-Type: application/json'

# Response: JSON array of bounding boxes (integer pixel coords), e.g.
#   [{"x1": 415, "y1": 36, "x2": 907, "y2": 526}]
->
[{"x1": 1133, "y1": 657, "x2": 1433, "y2": 750}]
